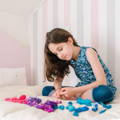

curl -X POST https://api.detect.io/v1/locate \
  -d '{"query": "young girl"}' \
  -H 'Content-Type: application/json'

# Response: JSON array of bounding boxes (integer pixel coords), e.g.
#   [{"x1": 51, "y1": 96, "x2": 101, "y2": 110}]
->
[{"x1": 42, "y1": 28, "x2": 117, "y2": 103}]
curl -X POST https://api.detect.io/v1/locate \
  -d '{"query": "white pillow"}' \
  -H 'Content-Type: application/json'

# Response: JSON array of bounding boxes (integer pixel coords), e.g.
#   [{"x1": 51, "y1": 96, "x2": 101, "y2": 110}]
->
[{"x1": 0, "y1": 68, "x2": 27, "y2": 86}]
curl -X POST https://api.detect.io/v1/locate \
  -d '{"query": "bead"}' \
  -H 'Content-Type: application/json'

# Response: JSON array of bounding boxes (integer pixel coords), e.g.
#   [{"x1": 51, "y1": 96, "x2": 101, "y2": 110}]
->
[
  {"x1": 92, "y1": 107, "x2": 98, "y2": 112},
  {"x1": 104, "y1": 104, "x2": 112, "y2": 109},
  {"x1": 77, "y1": 97, "x2": 92, "y2": 106},
  {"x1": 68, "y1": 101, "x2": 73, "y2": 105},
  {"x1": 4, "y1": 98, "x2": 11, "y2": 101},
  {"x1": 68, "y1": 105, "x2": 75, "y2": 112},
  {"x1": 3, "y1": 95, "x2": 112, "y2": 116},
  {"x1": 99, "y1": 102, "x2": 112, "y2": 109},
  {"x1": 19, "y1": 95, "x2": 26, "y2": 100},
  {"x1": 75, "y1": 106, "x2": 89, "y2": 113},
  {"x1": 73, "y1": 112, "x2": 79, "y2": 116},
  {"x1": 92, "y1": 103, "x2": 98, "y2": 112},
  {"x1": 99, "y1": 109, "x2": 107, "y2": 114},
  {"x1": 58, "y1": 105, "x2": 65, "y2": 110}
]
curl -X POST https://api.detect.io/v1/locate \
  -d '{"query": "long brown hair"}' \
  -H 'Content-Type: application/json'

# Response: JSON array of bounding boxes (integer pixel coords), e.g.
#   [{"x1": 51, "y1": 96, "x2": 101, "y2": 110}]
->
[{"x1": 44, "y1": 28, "x2": 78, "y2": 81}]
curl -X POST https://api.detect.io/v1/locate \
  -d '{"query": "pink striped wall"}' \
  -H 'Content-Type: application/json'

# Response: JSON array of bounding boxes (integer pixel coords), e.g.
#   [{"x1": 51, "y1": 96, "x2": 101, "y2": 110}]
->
[{"x1": 91, "y1": 0, "x2": 99, "y2": 48}]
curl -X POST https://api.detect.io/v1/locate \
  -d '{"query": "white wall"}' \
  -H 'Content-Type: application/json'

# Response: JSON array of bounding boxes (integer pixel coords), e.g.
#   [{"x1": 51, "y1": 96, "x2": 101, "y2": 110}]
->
[
  {"x1": 0, "y1": 12, "x2": 31, "y2": 46},
  {"x1": 0, "y1": 7, "x2": 37, "y2": 85},
  {"x1": 0, "y1": 0, "x2": 43, "y2": 85},
  {"x1": 0, "y1": 12, "x2": 32, "y2": 84}
]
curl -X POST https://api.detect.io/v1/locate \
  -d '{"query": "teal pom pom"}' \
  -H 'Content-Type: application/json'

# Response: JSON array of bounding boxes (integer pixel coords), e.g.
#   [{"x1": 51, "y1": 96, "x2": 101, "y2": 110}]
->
[{"x1": 58, "y1": 105, "x2": 65, "y2": 110}]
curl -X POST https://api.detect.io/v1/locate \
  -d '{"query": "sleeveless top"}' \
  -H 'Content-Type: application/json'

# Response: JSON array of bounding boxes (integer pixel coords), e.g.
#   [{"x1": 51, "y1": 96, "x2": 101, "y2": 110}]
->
[{"x1": 70, "y1": 46, "x2": 117, "y2": 95}]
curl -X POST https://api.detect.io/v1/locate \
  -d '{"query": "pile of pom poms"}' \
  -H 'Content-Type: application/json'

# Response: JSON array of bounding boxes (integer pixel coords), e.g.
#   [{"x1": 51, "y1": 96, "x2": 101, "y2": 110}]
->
[
  {"x1": 4, "y1": 95, "x2": 112, "y2": 117},
  {"x1": 4, "y1": 95, "x2": 61, "y2": 112}
]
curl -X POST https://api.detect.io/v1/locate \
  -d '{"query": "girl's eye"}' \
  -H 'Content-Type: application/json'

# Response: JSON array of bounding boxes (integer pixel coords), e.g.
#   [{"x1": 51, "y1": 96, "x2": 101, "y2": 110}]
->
[{"x1": 58, "y1": 47, "x2": 63, "y2": 51}]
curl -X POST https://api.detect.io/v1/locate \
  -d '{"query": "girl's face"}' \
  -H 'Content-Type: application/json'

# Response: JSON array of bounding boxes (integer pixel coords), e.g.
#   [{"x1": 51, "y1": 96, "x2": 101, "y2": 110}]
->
[{"x1": 48, "y1": 38, "x2": 74, "y2": 61}]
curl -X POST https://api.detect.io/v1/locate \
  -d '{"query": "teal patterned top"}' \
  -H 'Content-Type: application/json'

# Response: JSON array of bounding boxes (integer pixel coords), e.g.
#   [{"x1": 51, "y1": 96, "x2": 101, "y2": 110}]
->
[{"x1": 70, "y1": 46, "x2": 117, "y2": 95}]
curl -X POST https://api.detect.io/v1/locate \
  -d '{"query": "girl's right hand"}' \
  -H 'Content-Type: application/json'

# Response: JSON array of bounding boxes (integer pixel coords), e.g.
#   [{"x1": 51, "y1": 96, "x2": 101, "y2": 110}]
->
[{"x1": 51, "y1": 88, "x2": 62, "y2": 98}]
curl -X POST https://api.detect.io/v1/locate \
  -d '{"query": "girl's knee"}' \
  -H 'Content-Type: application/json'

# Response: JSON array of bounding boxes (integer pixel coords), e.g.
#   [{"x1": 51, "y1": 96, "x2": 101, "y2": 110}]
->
[
  {"x1": 42, "y1": 86, "x2": 55, "y2": 96},
  {"x1": 92, "y1": 85, "x2": 114, "y2": 103}
]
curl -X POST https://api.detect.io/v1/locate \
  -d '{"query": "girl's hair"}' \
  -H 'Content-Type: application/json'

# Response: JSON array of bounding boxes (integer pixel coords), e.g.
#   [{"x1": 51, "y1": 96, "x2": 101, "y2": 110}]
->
[{"x1": 44, "y1": 28, "x2": 78, "y2": 81}]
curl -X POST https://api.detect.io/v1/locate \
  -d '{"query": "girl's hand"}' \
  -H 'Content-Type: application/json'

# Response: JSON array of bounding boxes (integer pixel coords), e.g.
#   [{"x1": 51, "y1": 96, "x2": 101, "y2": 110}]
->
[
  {"x1": 51, "y1": 88, "x2": 62, "y2": 98},
  {"x1": 60, "y1": 87, "x2": 77, "y2": 99},
  {"x1": 51, "y1": 88, "x2": 75, "y2": 100}
]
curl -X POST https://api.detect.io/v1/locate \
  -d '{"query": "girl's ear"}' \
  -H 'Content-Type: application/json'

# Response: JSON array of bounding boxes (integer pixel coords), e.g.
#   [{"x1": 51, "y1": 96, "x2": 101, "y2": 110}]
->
[{"x1": 67, "y1": 37, "x2": 73, "y2": 44}]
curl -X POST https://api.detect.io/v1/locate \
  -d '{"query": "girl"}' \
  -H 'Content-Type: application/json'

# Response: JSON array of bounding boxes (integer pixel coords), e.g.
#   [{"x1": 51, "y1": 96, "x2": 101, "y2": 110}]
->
[{"x1": 42, "y1": 28, "x2": 117, "y2": 103}]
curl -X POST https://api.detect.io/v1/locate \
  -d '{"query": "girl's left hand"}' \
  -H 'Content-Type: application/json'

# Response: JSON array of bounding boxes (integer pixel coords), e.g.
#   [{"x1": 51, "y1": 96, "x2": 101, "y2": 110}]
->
[{"x1": 60, "y1": 87, "x2": 76, "y2": 99}]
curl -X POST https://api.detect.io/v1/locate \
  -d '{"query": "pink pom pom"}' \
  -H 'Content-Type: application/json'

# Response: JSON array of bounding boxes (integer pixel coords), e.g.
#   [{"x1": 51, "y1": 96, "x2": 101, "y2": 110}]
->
[
  {"x1": 11, "y1": 97, "x2": 18, "y2": 100},
  {"x1": 5, "y1": 98, "x2": 11, "y2": 101},
  {"x1": 19, "y1": 95, "x2": 26, "y2": 100}
]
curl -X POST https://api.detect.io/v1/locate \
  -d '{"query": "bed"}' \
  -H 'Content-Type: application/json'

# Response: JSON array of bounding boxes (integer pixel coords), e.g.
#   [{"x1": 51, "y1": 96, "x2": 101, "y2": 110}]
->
[{"x1": 0, "y1": 85, "x2": 120, "y2": 120}]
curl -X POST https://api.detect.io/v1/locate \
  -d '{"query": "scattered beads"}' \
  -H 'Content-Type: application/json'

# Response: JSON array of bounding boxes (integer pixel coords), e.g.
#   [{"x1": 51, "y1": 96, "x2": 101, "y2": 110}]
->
[
  {"x1": 4, "y1": 95, "x2": 60, "y2": 113},
  {"x1": 99, "y1": 102, "x2": 112, "y2": 109},
  {"x1": 5, "y1": 95, "x2": 27, "y2": 104},
  {"x1": 98, "y1": 102, "x2": 112, "y2": 114},
  {"x1": 65, "y1": 101, "x2": 89, "y2": 116},
  {"x1": 4, "y1": 95, "x2": 112, "y2": 116}
]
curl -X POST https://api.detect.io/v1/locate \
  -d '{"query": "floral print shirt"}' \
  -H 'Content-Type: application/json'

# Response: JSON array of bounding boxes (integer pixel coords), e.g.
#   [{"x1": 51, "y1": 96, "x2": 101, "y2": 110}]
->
[{"x1": 70, "y1": 46, "x2": 117, "y2": 95}]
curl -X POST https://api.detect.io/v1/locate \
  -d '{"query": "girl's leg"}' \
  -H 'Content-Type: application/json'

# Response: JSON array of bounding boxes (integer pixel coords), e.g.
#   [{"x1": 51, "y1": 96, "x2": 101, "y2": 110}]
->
[
  {"x1": 80, "y1": 89, "x2": 94, "y2": 101},
  {"x1": 42, "y1": 86, "x2": 69, "y2": 96},
  {"x1": 80, "y1": 85, "x2": 114, "y2": 103},
  {"x1": 42, "y1": 86, "x2": 55, "y2": 96}
]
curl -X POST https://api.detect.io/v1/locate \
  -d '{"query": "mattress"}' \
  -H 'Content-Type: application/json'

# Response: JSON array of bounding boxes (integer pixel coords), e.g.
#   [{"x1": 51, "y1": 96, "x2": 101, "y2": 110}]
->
[{"x1": 0, "y1": 85, "x2": 120, "y2": 120}]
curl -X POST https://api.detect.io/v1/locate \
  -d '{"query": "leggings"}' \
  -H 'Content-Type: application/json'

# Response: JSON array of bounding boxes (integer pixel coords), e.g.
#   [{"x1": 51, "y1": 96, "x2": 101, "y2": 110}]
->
[{"x1": 42, "y1": 85, "x2": 114, "y2": 103}]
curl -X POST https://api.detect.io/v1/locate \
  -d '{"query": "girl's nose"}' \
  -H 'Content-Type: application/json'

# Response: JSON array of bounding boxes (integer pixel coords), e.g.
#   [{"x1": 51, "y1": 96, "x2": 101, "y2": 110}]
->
[{"x1": 61, "y1": 54, "x2": 66, "y2": 59}]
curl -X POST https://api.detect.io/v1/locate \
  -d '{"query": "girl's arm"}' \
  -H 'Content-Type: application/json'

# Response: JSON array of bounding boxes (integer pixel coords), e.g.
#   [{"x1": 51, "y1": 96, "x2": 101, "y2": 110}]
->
[
  {"x1": 61, "y1": 81, "x2": 101, "y2": 98},
  {"x1": 54, "y1": 77, "x2": 63, "y2": 90},
  {"x1": 52, "y1": 77, "x2": 64, "y2": 99},
  {"x1": 86, "y1": 48, "x2": 107, "y2": 85},
  {"x1": 74, "y1": 80, "x2": 103, "y2": 95},
  {"x1": 73, "y1": 48, "x2": 107, "y2": 95}
]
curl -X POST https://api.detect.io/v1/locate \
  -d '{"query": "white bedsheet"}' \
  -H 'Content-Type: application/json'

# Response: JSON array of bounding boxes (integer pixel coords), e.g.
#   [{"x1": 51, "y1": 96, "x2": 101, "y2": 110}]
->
[{"x1": 0, "y1": 86, "x2": 120, "y2": 120}]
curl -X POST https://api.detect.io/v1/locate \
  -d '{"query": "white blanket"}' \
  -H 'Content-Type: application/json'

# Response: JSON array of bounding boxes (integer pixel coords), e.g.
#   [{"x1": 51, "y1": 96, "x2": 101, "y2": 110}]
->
[{"x1": 0, "y1": 86, "x2": 120, "y2": 120}]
